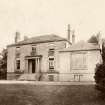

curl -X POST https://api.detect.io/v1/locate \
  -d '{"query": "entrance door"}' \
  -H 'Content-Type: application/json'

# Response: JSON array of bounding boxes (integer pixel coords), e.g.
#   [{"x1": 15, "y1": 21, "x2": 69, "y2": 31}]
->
[{"x1": 32, "y1": 59, "x2": 36, "y2": 73}]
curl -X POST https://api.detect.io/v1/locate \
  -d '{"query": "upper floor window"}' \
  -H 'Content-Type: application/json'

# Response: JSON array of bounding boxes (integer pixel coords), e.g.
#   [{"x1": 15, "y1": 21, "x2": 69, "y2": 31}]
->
[
  {"x1": 49, "y1": 58, "x2": 54, "y2": 70},
  {"x1": 16, "y1": 47, "x2": 20, "y2": 58},
  {"x1": 16, "y1": 47, "x2": 20, "y2": 51},
  {"x1": 31, "y1": 45, "x2": 37, "y2": 56},
  {"x1": 48, "y1": 49, "x2": 55, "y2": 56}
]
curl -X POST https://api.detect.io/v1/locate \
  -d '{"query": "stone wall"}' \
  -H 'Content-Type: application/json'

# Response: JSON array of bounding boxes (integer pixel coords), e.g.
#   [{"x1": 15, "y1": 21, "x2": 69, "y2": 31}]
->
[
  {"x1": 7, "y1": 41, "x2": 67, "y2": 80},
  {"x1": 59, "y1": 50, "x2": 101, "y2": 81}
]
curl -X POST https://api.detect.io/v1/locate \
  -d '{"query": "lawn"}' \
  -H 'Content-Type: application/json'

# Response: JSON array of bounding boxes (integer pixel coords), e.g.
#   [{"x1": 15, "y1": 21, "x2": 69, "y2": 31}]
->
[{"x1": 0, "y1": 84, "x2": 105, "y2": 105}]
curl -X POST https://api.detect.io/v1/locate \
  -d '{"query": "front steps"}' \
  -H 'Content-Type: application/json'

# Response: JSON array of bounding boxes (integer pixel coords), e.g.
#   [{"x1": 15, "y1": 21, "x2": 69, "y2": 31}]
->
[{"x1": 18, "y1": 73, "x2": 41, "y2": 81}]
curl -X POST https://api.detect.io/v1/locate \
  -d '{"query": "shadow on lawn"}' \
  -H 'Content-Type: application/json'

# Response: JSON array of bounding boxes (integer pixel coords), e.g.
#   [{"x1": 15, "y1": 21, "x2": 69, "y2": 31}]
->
[{"x1": 0, "y1": 84, "x2": 105, "y2": 105}]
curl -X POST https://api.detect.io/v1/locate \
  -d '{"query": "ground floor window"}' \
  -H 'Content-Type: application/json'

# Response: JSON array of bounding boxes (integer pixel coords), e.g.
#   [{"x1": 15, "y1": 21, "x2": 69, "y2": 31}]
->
[
  {"x1": 16, "y1": 60, "x2": 20, "y2": 70},
  {"x1": 48, "y1": 75, "x2": 54, "y2": 81}
]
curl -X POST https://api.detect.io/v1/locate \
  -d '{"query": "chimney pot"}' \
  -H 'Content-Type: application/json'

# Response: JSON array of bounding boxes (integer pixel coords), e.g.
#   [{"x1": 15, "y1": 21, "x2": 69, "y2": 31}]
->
[
  {"x1": 67, "y1": 24, "x2": 71, "y2": 42},
  {"x1": 72, "y1": 30, "x2": 75, "y2": 44}
]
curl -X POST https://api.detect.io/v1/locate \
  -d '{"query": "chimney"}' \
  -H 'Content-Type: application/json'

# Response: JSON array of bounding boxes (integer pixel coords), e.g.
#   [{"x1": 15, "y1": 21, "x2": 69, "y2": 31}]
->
[
  {"x1": 72, "y1": 30, "x2": 75, "y2": 44},
  {"x1": 67, "y1": 24, "x2": 71, "y2": 42},
  {"x1": 15, "y1": 31, "x2": 20, "y2": 43},
  {"x1": 24, "y1": 36, "x2": 28, "y2": 40}
]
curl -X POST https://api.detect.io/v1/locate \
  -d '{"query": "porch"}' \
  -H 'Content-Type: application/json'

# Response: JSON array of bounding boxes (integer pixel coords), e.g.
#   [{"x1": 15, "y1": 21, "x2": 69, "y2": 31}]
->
[{"x1": 18, "y1": 55, "x2": 42, "y2": 81}]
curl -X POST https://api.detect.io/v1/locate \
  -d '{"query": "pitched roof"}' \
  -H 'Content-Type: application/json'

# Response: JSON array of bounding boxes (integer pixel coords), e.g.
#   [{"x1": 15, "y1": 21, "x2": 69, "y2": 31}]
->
[
  {"x1": 60, "y1": 41, "x2": 100, "y2": 52},
  {"x1": 8, "y1": 34, "x2": 68, "y2": 47}
]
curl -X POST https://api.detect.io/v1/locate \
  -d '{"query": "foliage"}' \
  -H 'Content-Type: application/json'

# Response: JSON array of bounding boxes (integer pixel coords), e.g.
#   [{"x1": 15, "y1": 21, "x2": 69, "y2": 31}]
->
[
  {"x1": 0, "y1": 49, "x2": 7, "y2": 79},
  {"x1": 94, "y1": 41, "x2": 105, "y2": 95},
  {"x1": 102, "y1": 42, "x2": 105, "y2": 63},
  {"x1": 94, "y1": 64, "x2": 105, "y2": 93},
  {"x1": 88, "y1": 35, "x2": 98, "y2": 44}
]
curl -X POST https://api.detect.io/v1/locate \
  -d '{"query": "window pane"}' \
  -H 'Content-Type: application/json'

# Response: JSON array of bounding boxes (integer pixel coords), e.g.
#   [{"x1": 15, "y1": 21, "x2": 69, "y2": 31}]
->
[
  {"x1": 31, "y1": 46, "x2": 36, "y2": 55},
  {"x1": 48, "y1": 75, "x2": 54, "y2": 81},
  {"x1": 49, "y1": 58, "x2": 54, "y2": 69},
  {"x1": 16, "y1": 60, "x2": 20, "y2": 69},
  {"x1": 48, "y1": 49, "x2": 54, "y2": 56}
]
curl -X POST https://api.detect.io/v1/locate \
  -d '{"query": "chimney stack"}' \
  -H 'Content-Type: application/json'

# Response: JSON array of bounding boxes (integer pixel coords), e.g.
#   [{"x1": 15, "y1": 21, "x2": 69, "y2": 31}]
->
[
  {"x1": 67, "y1": 24, "x2": 71, "y2": 42},
  {"x1": 15, "y1": 31, "x2": 20, "y2": 43},
  {"x1": 24, "y1": 36, "x2": 28, "y2": 40},
  {"x1": 72, "y1": 30, "x2": 75, "y2": 44}
]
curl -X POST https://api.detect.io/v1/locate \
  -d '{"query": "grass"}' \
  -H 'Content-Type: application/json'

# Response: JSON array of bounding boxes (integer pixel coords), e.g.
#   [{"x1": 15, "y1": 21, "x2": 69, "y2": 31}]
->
[{"x1": 0, "y1": 84, "x2": 105, "y2": 105}]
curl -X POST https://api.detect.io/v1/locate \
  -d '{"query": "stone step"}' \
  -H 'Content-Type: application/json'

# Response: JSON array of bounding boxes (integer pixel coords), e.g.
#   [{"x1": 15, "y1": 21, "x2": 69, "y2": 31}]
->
[
  {"x1": 18, "y1": 73, "x2": 42, "y2": 81},
  {"x1": 18, "y1": 74, "x2": 36, "y2": 81}
]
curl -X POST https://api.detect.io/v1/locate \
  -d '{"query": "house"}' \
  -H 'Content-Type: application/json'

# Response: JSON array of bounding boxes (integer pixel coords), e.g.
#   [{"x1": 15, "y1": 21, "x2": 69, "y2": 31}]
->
[
  {"x1": 59, "y1": 41, "x2": 102, "y2": 81},
  {"x1": 7, "y1": 29, "x2": 102, "y2": 81},
  {"x1": 7, "y1": 33, "x2": 70, "y2": 81}
]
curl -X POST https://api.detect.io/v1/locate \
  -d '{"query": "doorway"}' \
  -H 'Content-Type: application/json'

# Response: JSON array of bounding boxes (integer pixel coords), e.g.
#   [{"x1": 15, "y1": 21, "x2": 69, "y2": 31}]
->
[
  {"x1": 32, "y1": 59, "x2": 36, "y2": 73},
  {"x1": 28, "y1": 59, "x2": 36, "y2": 73}
]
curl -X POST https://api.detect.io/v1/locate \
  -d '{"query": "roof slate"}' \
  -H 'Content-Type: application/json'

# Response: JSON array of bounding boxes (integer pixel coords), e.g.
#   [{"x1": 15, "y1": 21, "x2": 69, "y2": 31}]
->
[
  {"x1": 60, "y1": 41, "x2": 100, "y2": 52},
  {"x1": 8, "y1": 34, "x2": 68, "y2": 47}
]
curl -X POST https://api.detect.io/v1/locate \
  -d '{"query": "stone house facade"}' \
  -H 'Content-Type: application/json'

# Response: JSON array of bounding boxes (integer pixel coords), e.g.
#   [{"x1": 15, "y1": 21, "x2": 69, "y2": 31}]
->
[
  {"x1": 59, "y1": 41, "x2": 102, "y2": 81},
  {"x1": 7, "y1": 34, "x2": 70, "y2": 81},
  {"x1": 7, "y1": 33, "x2": 102, "y2": 81}
]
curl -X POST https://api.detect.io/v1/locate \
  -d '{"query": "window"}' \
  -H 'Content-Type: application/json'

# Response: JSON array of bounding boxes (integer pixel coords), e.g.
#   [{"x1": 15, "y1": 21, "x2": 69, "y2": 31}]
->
[
  {"x1": 16, "y1": 47, "x2": 20, "y2": 53},
  {"x1": 49, "y1": 58, "x2": 54, "y2": 69},
  {"x1": 31, "y1": 46, "x2": 37, "y2": 56},
  {"x1": 48, "y1": 75, "x2": 54, "y2": 81},
  {"x1": 48, "y1": 48, "x2": 55, "y2": 70},
  {"x1": 48, "y1": 49, "x2": 54, "y2": 56},
  {"x1": 16, "y1": 47, "x2": 20, "y2": 58},
  {"x1": 32, "y1": 46, "x2": 36, "y2": 52},
  {"x1": 71, "y1": 53, "x2": 87, "y2": 70},
  {"x1": 16, "y1": 60, "x2": 20, "y2": 70}
]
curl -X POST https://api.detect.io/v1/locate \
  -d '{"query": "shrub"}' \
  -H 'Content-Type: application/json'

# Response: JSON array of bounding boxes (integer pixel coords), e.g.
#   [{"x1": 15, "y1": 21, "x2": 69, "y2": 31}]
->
[{"x1": 94, "y1": 63, "x2": 105, "y2": 94}]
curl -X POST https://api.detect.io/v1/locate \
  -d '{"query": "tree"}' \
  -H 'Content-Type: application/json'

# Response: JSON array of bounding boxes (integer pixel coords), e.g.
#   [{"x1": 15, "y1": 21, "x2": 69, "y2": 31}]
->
[
  {"x1": 94, "y1": 40, "x2": 105, "y2": 95},
  {"x1": 94, "y1": 64, "x2": 105, "y2": 92},
  {"x1": 1, "y1": 49, "x2": 7, "y2": 69},
  {"x1": 88, "y1": 35, "x2": 98, "y2": 44},
  {"x1": 102, "y1": 42, "x2": 105, "y2": 63},
  {"x1": 0, "y1": 49, "x2": 7, "y2": 79}
]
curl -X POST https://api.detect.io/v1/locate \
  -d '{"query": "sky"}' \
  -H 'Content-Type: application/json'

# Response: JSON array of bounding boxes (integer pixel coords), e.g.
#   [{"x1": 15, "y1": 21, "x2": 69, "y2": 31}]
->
[{"x1": 0, "y1": 0, "x2": 105, "y2": 51}]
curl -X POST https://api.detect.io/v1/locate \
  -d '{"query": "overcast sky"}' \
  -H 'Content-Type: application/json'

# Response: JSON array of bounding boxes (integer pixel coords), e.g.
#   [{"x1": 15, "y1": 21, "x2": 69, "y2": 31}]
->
[{"x1": 0, "y1": 0, "x2": 105, "y2": 51}]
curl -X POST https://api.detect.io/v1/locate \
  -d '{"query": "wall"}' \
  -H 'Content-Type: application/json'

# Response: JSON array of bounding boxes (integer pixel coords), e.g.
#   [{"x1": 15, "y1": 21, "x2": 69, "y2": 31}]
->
[
  {"x1": 7, "y1": 47, "x2": 16, "y2": 73},
  {"x1": 59, "y1": 50, "x2": 101, "y2": 81},
  {"x1": 7, "y1": 41, "x2": 67, "y2": 76}
]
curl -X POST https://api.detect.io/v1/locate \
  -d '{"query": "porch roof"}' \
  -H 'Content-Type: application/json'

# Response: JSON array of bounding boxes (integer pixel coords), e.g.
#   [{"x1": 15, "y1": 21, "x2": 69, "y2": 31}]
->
[{"x1": 25, "y1": 55, "x2": 42, "y2": 59}]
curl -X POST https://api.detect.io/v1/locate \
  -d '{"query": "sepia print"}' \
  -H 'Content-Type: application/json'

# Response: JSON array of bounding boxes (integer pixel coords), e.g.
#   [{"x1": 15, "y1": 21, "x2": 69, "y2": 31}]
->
[{"x1": 0, "y1": 0, "x2": 105, "y2": 105}]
